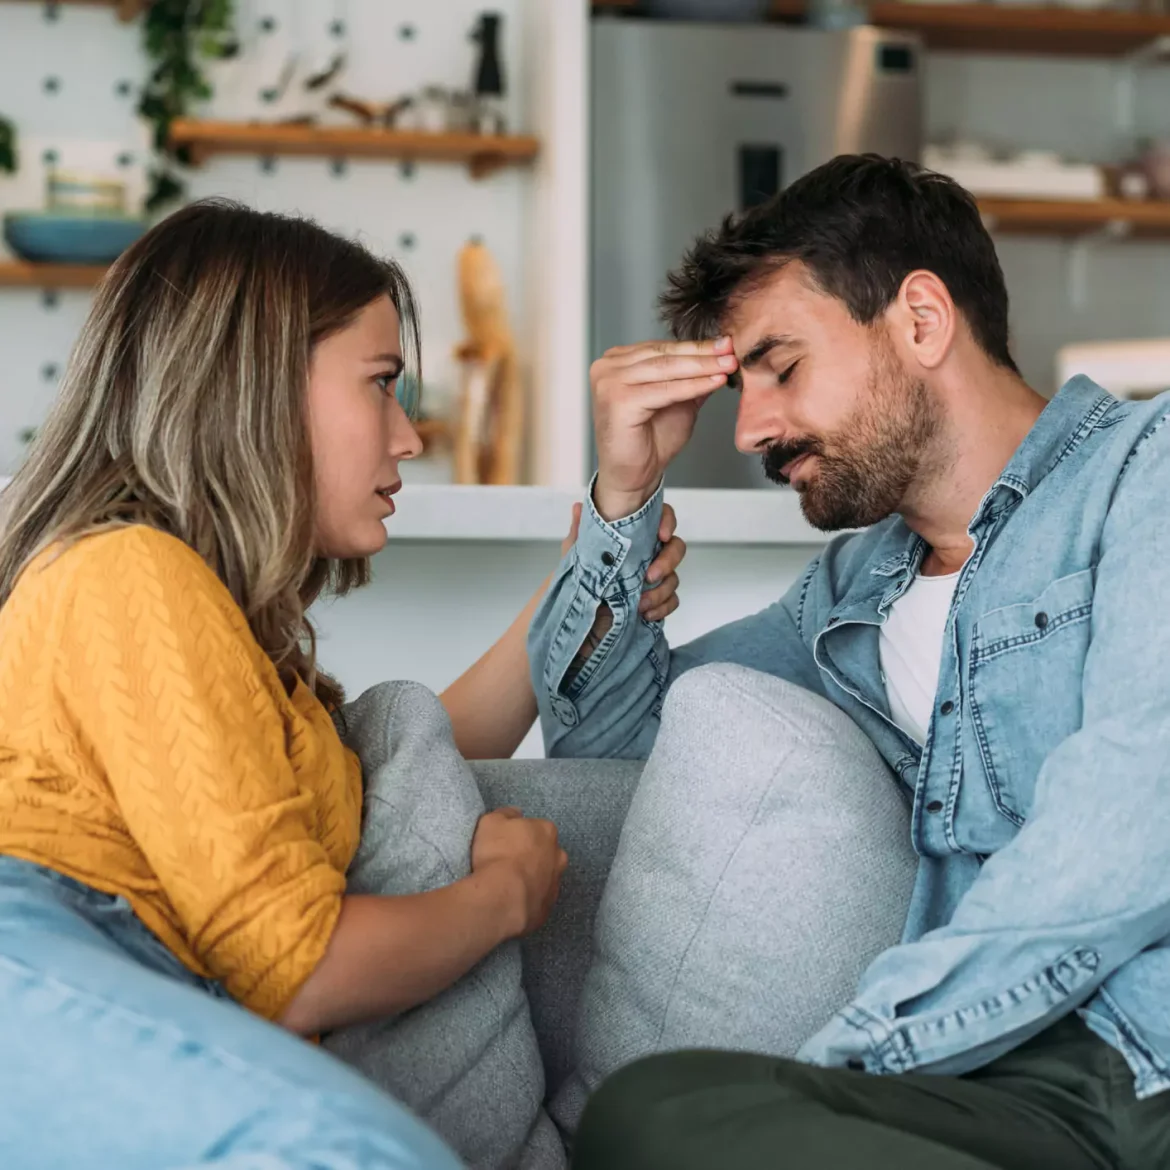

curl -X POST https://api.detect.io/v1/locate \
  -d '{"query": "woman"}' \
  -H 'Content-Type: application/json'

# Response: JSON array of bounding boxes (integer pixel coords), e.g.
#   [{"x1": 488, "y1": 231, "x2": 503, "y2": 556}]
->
[{"x1": 0, "y1": 200, "x2": 684, "y2": 1169}]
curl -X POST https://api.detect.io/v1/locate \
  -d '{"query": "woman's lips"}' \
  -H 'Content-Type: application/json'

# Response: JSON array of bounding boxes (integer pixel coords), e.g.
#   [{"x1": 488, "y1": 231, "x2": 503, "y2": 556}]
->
[{"x1": 375, "y1": 483, "x2": 401, "y2": 514}]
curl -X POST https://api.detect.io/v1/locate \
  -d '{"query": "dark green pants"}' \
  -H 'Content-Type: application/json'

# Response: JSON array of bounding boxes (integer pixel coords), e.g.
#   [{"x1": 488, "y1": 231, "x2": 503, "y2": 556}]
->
[{"x1": 572, "y1": 1017, "x2": 1170, "y2": 1170}]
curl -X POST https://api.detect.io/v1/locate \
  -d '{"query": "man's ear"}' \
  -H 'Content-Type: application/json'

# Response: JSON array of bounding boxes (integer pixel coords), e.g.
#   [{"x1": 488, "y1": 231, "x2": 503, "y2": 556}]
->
[{"x1": 888, "y1": 270, "x2": 955, "y2": 372}]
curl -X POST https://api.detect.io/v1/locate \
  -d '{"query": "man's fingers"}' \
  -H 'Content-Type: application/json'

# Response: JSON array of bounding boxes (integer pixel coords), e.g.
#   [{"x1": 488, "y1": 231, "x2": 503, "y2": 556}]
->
[
  {"x1": 605, "y1": 350, "x2": 739, "y2": 384},
  {"x1": 604, "y1": 335, "x2": 733, "y2": 358},
  {"x1": 605, "y1": 337, "x2": 732, "y2": 364},
  {"x1": 642, "y1": 374, "x2": 730, "y2": 409},
  {"x1": 603, "y1": 373, "x2": 728, "y2": 412}
]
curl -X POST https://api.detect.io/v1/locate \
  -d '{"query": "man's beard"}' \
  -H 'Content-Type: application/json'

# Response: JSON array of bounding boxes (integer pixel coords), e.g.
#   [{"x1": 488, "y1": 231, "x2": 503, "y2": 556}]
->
[{"x1": 762, "y1": 343, "x2": 941, "y2": 532}]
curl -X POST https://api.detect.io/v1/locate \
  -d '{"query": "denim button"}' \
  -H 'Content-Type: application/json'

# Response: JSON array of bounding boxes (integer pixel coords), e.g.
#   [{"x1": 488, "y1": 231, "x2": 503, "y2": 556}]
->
[
  {"x1": 926, "y1": 800, "x2": 944, "y2": 814},
  {"x1": 1035, "y1": 611, "x2": 1049, "y2": 629},
  {"x1": 940, "y1": 700, "x2": 954, "y2": 716},
  {"x1": 601, "y1": 551, "x2": 616, "y2": 567}
]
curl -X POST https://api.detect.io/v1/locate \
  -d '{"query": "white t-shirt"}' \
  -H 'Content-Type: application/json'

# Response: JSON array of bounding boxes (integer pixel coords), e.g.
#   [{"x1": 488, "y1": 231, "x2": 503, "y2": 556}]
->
[{"x1": 878, "y1": 570, "x2": 961, "y2": 745}]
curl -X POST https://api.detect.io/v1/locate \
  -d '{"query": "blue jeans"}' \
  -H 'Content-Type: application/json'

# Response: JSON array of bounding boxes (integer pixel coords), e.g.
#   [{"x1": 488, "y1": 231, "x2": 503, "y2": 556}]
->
[{"x1": 0, "y1": 855, "x2": 463, "y2": 1170}]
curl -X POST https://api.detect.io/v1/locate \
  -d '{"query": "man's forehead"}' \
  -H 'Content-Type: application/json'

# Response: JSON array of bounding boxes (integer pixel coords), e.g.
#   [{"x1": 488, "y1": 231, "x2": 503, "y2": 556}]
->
[{"x1": 723, "y1": 264, "x2": 841, "y2": 357}]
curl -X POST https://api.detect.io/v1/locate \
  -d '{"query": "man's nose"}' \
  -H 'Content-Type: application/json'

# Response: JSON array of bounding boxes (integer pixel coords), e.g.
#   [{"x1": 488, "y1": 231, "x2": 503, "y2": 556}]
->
[{"x1": 734, "y1": 381, "x2": 783, "y2": 455}]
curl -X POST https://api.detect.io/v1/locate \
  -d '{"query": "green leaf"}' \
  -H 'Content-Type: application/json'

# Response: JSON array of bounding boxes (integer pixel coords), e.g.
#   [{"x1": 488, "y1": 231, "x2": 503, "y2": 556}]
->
[
  {"x1": 137, "y1": 0, "x2": 235, "y2": 189},
  {"x1": 0, "y1": 116, "x2": 16, "y2": 175}
]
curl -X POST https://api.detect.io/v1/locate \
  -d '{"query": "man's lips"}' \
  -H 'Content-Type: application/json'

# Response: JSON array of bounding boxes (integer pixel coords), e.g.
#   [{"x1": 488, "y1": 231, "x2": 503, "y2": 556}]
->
[{"x1": 780, "y1": 453, "x2": 813, "y2": 481}]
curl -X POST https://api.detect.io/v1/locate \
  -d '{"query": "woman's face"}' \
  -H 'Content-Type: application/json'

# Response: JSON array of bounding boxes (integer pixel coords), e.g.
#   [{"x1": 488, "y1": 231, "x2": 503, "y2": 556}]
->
[{"x1": 308, "y1": 296, "x2": 422, "y2": 559}]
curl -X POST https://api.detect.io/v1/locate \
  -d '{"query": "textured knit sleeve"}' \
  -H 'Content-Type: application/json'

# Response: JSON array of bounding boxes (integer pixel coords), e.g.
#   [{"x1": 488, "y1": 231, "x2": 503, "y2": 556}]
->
[{"x1": 53, "y1": 528, "x2": 345, "y2": 1019}]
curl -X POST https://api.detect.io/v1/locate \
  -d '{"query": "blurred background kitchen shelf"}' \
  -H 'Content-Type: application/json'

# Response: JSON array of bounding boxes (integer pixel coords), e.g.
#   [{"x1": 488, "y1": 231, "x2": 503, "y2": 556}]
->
[
  {"x1": 978, "y1": 196, "x2": 1170, "y2": 235},
  {"x1": 594, "y1": 0, "x2": 1170, "y2": 58},
  {"x1": 168, "y1": 119, "x2": 541, "y2": 178},
  {"x1": 2, "y1": 0, "x2": 144, "y2": 21},
  {"x1": 0, "y1": 260, "x2": 107, "y2": 286}
]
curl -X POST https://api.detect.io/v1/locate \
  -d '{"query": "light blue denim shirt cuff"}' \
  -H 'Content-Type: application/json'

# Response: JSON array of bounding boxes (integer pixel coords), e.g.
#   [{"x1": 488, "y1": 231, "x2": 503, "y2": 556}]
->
[
  {"x1": 797, "y1": 1006, "x2": 900, "y2": 1074},
  {"x1": 574, "y1": 473, "x2": 665, "y2": 599}
]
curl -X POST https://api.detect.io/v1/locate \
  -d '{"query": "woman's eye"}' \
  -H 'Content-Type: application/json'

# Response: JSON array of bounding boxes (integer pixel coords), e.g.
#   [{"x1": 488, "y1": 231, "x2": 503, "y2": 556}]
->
[
  {"x1": 374, "y1": 372, "x2": 396, "y2": 394},
  {"x1": 777, "y1": 360, "x2": 799, "y2": 386}
]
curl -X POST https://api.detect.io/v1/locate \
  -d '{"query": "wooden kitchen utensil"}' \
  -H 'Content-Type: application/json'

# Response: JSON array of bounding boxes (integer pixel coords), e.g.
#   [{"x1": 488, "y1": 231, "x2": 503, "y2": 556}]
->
[{"x1": 453, "y1": 237, "x2": 523, "y2": 484}]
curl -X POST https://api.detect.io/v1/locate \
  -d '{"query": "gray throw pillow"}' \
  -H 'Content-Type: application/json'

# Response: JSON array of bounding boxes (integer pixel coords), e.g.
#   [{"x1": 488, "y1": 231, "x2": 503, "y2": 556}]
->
[
  {"x1": 323, "y1": 681, "x2": 566, "y2": 1170},
  {"x1": 552, "y1": 664, "x2": 918, "y2": 1136}
]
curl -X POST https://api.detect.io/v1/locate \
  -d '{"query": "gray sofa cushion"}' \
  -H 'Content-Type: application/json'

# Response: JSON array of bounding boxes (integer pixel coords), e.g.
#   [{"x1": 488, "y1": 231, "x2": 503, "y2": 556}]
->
[
  {"x1": 323, "y1": 682, "x2": 565, "y2": 1170},
  {"x1": 471, "y1": 758, "x2": 643, "y2": 1098},
  {"x1": 551, "y1": 664, "x2": 918, "y2": 1135}
]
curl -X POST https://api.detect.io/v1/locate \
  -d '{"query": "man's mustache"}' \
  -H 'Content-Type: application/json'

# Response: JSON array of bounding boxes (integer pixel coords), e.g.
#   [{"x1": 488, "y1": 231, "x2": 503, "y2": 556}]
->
[{"x1": 762, "y1": 438, "x2": 825, "y2": 484}]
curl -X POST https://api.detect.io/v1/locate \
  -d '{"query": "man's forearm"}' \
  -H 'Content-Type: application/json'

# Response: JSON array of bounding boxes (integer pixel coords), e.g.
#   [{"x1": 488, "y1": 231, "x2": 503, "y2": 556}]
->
[{"x1": 562, "y1": 602, "x2": 614, "y2": 687}]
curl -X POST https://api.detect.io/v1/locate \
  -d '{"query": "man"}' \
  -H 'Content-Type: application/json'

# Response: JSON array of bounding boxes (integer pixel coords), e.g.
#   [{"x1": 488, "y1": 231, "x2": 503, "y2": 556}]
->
[{"x1": 526, "y1": 155, "x2": 1170, "y2": 1168}]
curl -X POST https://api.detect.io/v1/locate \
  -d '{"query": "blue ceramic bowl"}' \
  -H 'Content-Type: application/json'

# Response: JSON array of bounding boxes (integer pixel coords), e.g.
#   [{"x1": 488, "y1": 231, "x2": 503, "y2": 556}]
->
[{"x1": 3, "y1": 211, "x2": 148, "y2": 265}]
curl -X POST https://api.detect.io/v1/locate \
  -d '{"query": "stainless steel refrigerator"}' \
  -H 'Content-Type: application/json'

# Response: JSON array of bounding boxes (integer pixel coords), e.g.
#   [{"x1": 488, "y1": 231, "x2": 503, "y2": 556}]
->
[{"x1": 590, "y1": 18, "x2": 924, "y2": 489}]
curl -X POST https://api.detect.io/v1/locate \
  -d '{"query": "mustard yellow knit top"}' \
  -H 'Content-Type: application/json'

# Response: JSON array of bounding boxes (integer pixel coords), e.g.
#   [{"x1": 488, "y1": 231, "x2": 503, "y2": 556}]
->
[{"x1": 0, "y1": 525, "x2": 362, "y2": 1020}]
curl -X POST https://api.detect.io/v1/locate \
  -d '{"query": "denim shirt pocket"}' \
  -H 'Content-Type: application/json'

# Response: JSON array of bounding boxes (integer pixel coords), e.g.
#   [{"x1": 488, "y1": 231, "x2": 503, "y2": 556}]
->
[{"x1": 969, "y1": 568, "x2": 1094, "y2": 825}]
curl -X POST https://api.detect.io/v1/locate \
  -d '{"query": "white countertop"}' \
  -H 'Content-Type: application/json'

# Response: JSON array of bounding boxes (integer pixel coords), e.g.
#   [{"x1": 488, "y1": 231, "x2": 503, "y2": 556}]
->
[{"x1": 388, "y1": 485, "x2": 828, "y2": 545}]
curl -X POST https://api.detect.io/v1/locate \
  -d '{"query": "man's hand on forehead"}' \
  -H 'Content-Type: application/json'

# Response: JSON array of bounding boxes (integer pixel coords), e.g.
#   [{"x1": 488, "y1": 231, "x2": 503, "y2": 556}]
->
[{"x1": 589, "y1": 335, "x2": 741, "y2": 520}]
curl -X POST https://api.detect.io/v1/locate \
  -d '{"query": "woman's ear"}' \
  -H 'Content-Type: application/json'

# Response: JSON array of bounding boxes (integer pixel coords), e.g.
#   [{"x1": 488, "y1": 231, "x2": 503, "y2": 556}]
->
[{"x1": 889, "y1": 270, "x2": 956, "y2": 372}]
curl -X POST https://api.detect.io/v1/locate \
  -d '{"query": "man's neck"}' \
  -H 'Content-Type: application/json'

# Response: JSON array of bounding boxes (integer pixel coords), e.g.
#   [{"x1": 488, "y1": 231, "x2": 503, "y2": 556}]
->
[{"x1": 902, "y1": 365, "x2": 1048, "y2": 577}]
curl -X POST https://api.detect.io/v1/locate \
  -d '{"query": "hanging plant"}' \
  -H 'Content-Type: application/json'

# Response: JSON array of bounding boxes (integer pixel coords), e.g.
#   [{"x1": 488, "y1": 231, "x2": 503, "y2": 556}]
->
[
  {"x1": 138, "y1": 0, "x2": 238, "y2": 212},
  {"x1": 0, "y1": 115, "x2": 16, "y2": 175}
]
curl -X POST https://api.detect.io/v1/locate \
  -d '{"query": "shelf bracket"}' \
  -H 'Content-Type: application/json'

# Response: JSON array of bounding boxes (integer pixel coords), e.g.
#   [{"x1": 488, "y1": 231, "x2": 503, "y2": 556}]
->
[
  {"x1": 1065, "y1": 219, "x2": 1131, "y2": 311},
  {"x1": 469, "y1": 153, "x2": 507, "y2": 180}
]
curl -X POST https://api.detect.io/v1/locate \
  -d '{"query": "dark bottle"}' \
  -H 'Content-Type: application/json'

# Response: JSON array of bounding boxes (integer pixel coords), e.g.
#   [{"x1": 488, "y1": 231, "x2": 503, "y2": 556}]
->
[{"x1": 471, "y1": 12, "x2": 505, "y2": 134}]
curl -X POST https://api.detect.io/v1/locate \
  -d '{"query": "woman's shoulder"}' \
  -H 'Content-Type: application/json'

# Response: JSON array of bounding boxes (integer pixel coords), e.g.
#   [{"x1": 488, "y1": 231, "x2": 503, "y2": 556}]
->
[
  {"x1": 34, "y1": 524, "x2": 209, "y2": 579},
  {"x1": 21, "y1": 525, "x2": 237, "y2": 619}
]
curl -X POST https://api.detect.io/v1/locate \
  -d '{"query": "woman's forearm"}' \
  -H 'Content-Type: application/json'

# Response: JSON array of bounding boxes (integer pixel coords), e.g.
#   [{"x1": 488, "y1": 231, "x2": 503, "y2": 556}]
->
[
  {"x1": 439, "y1": 573, "x2": 550, "y2": 760},
  {"x1": 279, "y1": 871, "x2": 521, "y2": 1036}
]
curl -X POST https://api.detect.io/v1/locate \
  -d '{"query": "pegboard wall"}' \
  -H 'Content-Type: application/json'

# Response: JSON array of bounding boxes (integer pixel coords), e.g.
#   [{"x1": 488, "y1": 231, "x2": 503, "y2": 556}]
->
[{"x1": 0, "y1": 0, "x2": 538, "y2": 478}]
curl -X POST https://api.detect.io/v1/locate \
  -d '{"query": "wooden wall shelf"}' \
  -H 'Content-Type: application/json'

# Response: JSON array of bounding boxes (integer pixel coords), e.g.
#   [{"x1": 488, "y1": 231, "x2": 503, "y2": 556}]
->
[
  {"x1": 0, "y1": 261, "x2": 107, "y2": 288},
  {"x1": 169, "y1": 120, "x2": 541, "y2": 179},
  {"x1": 593, "y1": 0, "x2": 1170, "y2": 57},
  {"x1": 979, "y1": 197, "x2": 1170, "y2": 236},
  {"x1": 2, "y1": 203, "x2": 1165, "y2": 292},
  {"x1": 3, "y1": 0, "x2": 145, "y2": 21}
]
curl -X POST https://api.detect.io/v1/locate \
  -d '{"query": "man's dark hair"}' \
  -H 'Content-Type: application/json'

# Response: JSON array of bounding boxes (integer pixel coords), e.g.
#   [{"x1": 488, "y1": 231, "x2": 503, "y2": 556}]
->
[{"x1": 660, "y1": 154, "x2": 1018, "y2": 374}]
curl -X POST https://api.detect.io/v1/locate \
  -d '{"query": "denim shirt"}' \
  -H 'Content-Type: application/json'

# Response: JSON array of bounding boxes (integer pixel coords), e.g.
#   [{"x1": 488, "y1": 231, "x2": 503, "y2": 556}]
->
[{"x1": 528, "y1": 377, "x2": 1170, "y2": 1099}]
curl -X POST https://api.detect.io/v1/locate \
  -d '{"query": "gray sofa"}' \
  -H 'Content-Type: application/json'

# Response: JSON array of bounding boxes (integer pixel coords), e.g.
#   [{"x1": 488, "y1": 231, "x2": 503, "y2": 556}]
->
[
  {"x1": 325, "y1": 670, "x2": 919, "y2": 1169},
  {"x1": 470, "y1": 757, "x2": 644, "y2": 1099}
]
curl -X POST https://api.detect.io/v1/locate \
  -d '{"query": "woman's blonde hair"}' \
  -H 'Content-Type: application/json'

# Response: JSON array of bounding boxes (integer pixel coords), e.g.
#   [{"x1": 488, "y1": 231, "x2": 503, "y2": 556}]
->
[{"x1": 0, "y1": 199, "x2": 420, "y2": 709}]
